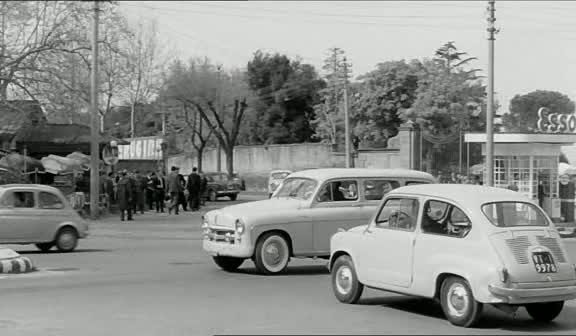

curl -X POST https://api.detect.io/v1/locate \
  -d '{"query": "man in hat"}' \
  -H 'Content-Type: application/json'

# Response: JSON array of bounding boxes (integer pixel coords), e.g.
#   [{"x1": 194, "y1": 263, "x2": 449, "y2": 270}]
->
[
  {"x1": 117, "y1": 170, "x2": 134, "y2": 221},
  {"x1": 187, "y1": 167, "x2": 201, "y2": 211},
  {"x1": 167, "y1": 166, "x2": 182, "y2": 215}
]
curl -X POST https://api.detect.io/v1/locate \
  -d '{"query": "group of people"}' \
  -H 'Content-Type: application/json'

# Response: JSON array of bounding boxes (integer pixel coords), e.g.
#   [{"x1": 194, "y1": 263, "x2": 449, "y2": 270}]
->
[{"x1": 99, "y1": 167, "x2": 208, "y2": 221}]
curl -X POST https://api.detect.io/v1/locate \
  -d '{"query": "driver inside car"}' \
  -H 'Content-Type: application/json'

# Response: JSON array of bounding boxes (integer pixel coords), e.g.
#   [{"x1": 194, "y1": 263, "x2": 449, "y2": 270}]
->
[{"x1": 422, "y1": 204, "x2": 446, "y2": 234}]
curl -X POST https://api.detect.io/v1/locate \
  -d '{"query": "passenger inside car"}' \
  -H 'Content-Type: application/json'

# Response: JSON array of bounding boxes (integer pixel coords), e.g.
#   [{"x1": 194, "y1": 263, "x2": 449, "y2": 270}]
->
[{"x1": 422, "y1": 203, "x2": 447, "y2": 234}]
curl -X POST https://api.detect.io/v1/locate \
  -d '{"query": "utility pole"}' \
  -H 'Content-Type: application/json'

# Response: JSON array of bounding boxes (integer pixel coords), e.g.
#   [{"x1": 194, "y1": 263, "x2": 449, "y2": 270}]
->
[
  {"x1": 485, "y1": 0, "x2": 497, "y2": 186},
  {"x1": 216, "y1": 65, "x2": 222, "y2": 173},
  {"x1": 342, "y1": 57, "x2": 352, "y2": 168},
  {"x1": 90, "y1": 0, "x2": 100, "y2": 219}
]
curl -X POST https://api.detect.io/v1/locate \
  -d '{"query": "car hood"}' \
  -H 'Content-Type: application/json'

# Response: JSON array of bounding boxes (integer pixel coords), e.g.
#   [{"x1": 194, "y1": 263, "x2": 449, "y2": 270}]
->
[{"x1": 206, "y1": 198, "x2": 306, "y2": 228}]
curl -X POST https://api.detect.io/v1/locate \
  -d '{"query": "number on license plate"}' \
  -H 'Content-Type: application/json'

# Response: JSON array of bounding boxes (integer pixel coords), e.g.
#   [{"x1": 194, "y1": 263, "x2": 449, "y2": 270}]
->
[{"x1": 532, "y1": 252, "x2": 557, "y2": 273}]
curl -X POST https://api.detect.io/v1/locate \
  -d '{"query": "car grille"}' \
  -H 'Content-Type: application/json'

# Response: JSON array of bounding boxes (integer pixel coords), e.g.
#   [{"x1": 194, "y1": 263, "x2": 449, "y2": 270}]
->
[
  {"x1": 506, "y1": 236, "x2": 531, "y2": 264},
  {"x1": 505, "y1": 235, "x2": 566, "y2": 264},
  {"x1": 535, "y1": 236, "x2": 566, "y2": 263},
  {"x1": 206, "y1": 228, "x2": 236, "y2": 244}
]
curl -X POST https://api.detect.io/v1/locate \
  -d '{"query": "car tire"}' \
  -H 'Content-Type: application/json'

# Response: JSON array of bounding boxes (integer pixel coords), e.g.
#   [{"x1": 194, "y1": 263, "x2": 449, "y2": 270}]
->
[
  {"x1": 54, "y1": 227, "x2": 79, "y2": 253},
  {"x1": 35, "y1": 243, "x2": 54, "y2": 252},
  {"x1": 208, "y1": 190, "x2": 217, "y2": 202},
  {"x1": 331, "y1": 254, "x2": 364, "y2": 304},
  {"x1": 229, "y1": 194, "x2": 237, "y2": 201},
  {"x1": 525, "y1": 301, "x2": 564, "y2": 322},
  {"x1": 212, "y1": 256, "x2": 244, "y2": 272},
  {"x1": 440, "y1": 276, "x2": 483, "y2": 328},
  {"x1": 254, "y1": 232, "x2": 290, "y2": 275}
]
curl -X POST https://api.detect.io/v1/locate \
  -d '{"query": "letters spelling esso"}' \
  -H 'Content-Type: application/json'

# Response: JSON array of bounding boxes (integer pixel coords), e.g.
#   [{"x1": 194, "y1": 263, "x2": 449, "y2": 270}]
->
[{"x1": 537, "y1": 107, "x2": 576, "y2": 133}]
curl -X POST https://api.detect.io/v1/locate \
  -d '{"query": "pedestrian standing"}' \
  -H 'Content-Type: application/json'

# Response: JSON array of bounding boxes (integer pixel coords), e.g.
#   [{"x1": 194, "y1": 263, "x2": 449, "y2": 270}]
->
[
  {"x1": 187, "y1": 167, "x2": 201, "y2": 211},
  {"x1": 117, "y1": 170, "x2": 134, "y2": 221},
  {"x1": 134, "y1": 170, "x2": 146, "y2": 214},
  {"x1": 178, "y1": 173, "x2": 188, "y2": 212},
  {"x1": 146, "y1": 171, "x2": 155, "y2": 211},
  {"x1": 156, "y1": 171, "x2": 166, "y2": 213},
  {"x1": 199, "y1": 171, "x2": 208, "y2": 206},
  {"x1": 167, "y1": 166, "x2": 182, "y2": 215}
]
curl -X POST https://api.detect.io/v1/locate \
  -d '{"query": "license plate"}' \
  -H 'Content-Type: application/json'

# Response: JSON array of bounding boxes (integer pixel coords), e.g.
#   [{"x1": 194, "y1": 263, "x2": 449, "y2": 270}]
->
[{"x1": 532, "y1": 251, "x2": 557, "y2": 273}]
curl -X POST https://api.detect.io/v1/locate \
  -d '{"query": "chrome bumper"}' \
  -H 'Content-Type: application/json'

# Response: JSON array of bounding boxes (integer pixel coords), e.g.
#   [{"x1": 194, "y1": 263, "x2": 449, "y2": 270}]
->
[
  {"x1": 203, "y1": 238, "x2": 253, "y2": 258},
  {"x1": 489, "y1": 284, "x2": 576, "y2": 304}
]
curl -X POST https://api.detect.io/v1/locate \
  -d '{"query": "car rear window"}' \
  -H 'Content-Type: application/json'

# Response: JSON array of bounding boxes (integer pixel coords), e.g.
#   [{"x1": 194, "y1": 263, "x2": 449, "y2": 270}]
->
[{"x1": 481, "y1": 202, "x2": 550, "y2": 227}]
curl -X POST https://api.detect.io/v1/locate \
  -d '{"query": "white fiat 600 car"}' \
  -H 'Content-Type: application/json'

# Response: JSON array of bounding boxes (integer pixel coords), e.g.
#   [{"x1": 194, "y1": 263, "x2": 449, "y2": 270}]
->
[
  {"x1": 329, "y1": 184, "x2": 576, "y2": 328},
  {"x1": 202, "y1": 168, "x2": 435, "y2": 275}
]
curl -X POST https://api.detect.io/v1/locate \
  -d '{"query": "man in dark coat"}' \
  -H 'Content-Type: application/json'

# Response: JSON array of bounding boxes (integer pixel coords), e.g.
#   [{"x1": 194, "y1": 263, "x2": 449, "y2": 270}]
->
[
  {"x1": 187, "y1": 167, "x2": 201, "y2": 211},
  {"x1": 146, "y1": 171, "x2": 155, "y2": 211},
  {"x1": 156, "y1": 171, "x2": 166, "y2": 213},
  {"x1": 133, "y1": 170, "x2": 146, "y2": 214},
  {"x1": 167, "y1": 166, "x2": 182, "y2": 215},
  {"x1": 117, "y1": 170, "x2": 134, "y2": 221},
  {"x1": 178, "y1": 173, "x2": 188, "y2": 212},
  {"x1": 199, "y1": 171, "x2": 208, "y2": 206}
]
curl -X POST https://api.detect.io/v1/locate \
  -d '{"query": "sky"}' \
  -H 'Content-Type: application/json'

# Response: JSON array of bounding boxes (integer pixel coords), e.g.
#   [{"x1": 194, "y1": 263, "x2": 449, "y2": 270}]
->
[{"x1": 119, "y1": 1, "x2": 576, "y2": 115}]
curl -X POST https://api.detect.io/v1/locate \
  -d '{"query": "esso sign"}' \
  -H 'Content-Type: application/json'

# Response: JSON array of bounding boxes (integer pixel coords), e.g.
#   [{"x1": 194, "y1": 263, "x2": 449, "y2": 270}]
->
[{"x1": 537, "y1": 107, "x2": 576, "y2": 133}]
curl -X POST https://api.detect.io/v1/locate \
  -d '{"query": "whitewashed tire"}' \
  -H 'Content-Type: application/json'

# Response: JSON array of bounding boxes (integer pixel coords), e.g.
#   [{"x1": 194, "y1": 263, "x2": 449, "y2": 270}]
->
[
  {"x1": 331, "y1": 254, "x2": 363, "y2": 304},
  {"x1": 254, "y1": 233, "x2": 290, "y2": 275},
  {"x1": 440, "y1": 276, "x2": 483, "y2": 327}
]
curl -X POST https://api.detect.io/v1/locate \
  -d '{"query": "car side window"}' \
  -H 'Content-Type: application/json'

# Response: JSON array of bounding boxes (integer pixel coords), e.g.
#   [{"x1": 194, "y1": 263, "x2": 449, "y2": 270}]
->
[
  {"x1": 363, "y1": 179, "x2": 400, "y2": 200},
  {"x1": 375, "y1": 198, "x2": 419, "y2": 231},
  {"x1": 11, "y1": 191, "x2": 35, "y2": 208},
  {"x1": 316, "y1": 180, "x2": 358, "y2": 202},
  {"x1": 421, "y1": 200, "x2": 471, "y2": 238},
  {"x1": 0, "y1": 192, "x2": 14, "y2": 207},
  {"x1": 39, "y1": 192, "x2": 64, "y2": 209}
]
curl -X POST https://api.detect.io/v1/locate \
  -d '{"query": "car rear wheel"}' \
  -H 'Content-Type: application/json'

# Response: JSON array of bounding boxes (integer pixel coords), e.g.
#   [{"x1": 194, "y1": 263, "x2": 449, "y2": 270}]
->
[
  {"x1": 55, "y1": 227, "x2": 78, "y2": 252},
  {"x1": 331, "y1": 254, "x2": 363, "y2": 304},
  {"x1": 254, "y1": 233, "x2": 290, "y2": 275},
  {"x1": 440, "y1": 276, "x2": 483, "y2": 327},
  {"x1": 212, "y1": 256, "x2": 244, "y2": 272},
  {"x1": 35, "y1": 243, "x2": 54, "y2": 252},
  {"x1": 229, "y1": 194, "x2": 237, "y2": 201},
  {"x1": 525, "y1": 301, "x2": 564, "y2": 322},
  {"x1": 208, "y1": 190, "x2": 217, "y2": 202}
]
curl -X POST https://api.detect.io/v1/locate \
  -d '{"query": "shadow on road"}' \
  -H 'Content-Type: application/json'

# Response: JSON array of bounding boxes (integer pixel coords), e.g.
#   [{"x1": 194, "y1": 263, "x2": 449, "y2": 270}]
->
[
  {"x1": 360, "y1": 295, "x2": 576, "y2": 332},
  {"x1": 237, "y1": 265, "x2": 330, "y2": 276},
  {"x1": 17, "y1": 248, "x2": 114, "y2": 255}
]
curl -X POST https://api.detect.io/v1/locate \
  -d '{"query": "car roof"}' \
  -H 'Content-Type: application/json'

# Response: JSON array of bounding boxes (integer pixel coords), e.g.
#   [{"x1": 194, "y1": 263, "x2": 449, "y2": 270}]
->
[
  {"x1": 270, "y1": 170, "x2": 292, "y2": 174},
  {"x1": 288, "y1": 168, "x2": 435, "y2": 181},
  {"x1": 390, "y1": 184, "x2": 531, "y2": 206},
  {"x1": 0, "y1": 184, "x2": 63, "y2": 193}
]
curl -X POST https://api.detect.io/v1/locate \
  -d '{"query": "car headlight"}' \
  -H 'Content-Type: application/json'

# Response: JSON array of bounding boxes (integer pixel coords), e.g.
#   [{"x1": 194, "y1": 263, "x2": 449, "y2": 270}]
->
[{"x1": 235, "y1": 219, "x2": 245, "y2": 235}]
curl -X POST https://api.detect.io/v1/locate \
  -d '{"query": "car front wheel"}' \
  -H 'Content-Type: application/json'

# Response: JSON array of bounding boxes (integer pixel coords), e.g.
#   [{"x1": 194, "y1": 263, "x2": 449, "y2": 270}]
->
[
  {"x1": 440, "y1": 276, "x2": 483, "y2": 327},
  {"x1": 229, "y1": 194, "x2": 237, "y2": 201},
  {"x1": 55, "y1": 227, "x2": 79, "y2": 252},
  {"x1": 212, "y1": 256, "x2": 244, "y2": 272},
  {"x1": 525, "y1": 301, "x2": 564, "y2": 322},
  {"x1": 254, "y1": 233, "x2": 290, "y2": 275},
  {"x1": 331, "y1": 254, "x2": 363, "y2": 304}
]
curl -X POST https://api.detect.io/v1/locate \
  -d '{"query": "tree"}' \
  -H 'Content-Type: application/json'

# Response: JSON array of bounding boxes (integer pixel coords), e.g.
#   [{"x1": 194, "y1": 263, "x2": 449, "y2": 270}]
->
[
  {"x1": 352, "y1": 60, "x2": 423, "y2": 147},
  {"x1": 159, "y1": 58, "x2": 250, "y2": 177},
  {"x1": 502, "y1": 90, "x2": 576, "y2": 132},
  {"x1": 311, "y1": 47, "x2": 348, "y2": 145},
  {"x1": 400, "y1": 42, "x2": 487, "y2": 173},
  {"x1": 244, "y1": 50, "x2": 324, "y2": 144},
  {"x1": 122, "y1": 18, "x2": 171, "y2": 138}
]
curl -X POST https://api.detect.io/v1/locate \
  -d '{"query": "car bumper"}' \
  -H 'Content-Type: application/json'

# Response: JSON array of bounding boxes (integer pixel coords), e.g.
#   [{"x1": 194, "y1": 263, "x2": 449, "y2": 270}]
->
[
  {"x1": 202, "y1": 239, "x2": 253, "y2": 258},
  {"x1": 217, "y1": 190, "x2": 239, "y2": 195},
  {"x1": 488, "y1": 284, "x2": 576, "y2": 304}
]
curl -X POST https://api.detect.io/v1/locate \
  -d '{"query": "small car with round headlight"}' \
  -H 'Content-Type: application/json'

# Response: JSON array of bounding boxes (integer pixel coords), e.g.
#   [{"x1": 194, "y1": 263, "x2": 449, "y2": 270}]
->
[
  {"x1": 329, "y1": 184, "x2": 576, "y2": 328},
  {"x1": 202, "y1": 168, "x2": 435, "y2": 275}
]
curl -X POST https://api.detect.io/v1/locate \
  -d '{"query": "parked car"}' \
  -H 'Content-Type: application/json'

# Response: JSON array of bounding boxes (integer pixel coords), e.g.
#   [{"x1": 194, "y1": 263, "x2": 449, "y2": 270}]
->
[
  {"x1": 202, "y1": 168, "x2": 435, "y2": 274},
  {"x1": 0, "y1": 184, "x2": 89, "y2": 252},
  {"x1": 268, "y1": 169, "x2": 292, "y2": 197},
  {"x1": 329, "y1": 184, "x2": 576, "y2": 328},
  {"x1": 204, "y1": 172, "x2": 241, "y2": 201}
]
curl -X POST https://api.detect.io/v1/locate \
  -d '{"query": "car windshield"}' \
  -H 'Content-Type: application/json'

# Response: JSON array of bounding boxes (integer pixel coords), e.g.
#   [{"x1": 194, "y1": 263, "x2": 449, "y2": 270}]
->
[
  {"x1": 482, "y1": 202, "x2": 550, "y2": 227},
  {"x1": 271, "y1": 172, "x2": 290, "y2": 179},
  {"x1": 274, "y1": 177, "x2": 317, "y2": 200}
]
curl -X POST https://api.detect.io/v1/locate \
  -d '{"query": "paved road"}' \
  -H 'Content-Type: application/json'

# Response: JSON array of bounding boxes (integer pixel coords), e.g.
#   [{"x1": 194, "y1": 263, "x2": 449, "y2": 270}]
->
[{"x1": 0, "y1": 194, "x2": 575, "y2": 335}]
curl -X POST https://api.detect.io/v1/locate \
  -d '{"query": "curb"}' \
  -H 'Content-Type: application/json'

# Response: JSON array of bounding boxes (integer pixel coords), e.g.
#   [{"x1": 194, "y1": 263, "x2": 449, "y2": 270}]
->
[{"x1": 0, "y1": 256, "x2": 35, "y2": 274}]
